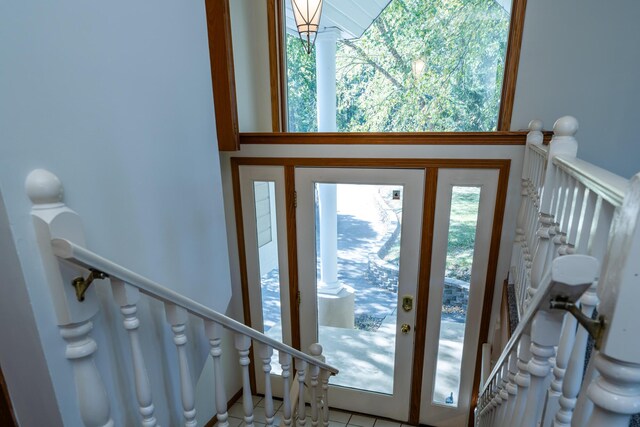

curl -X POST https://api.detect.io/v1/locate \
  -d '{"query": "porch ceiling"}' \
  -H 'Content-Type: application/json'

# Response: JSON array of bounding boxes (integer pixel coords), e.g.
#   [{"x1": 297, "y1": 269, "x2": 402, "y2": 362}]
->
[{"x1": 285, "y1": 0, "x2": 393, "y2": 40}]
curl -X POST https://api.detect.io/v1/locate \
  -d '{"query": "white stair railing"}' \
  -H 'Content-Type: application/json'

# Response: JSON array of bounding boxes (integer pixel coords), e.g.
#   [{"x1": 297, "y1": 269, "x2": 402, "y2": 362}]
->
[
  {"x1": 478, "y1": 116, "x2": 640, "y2": 426},
  {"x1": 26, "y1": 169, "x2": 338, "y2": 427}
]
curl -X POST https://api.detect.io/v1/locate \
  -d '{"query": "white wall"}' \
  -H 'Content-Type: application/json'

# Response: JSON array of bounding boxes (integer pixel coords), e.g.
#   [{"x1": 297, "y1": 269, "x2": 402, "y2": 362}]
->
[
  {"x1": 0, "y1": 0, "x2": 236, "y2": 424},
  {"x1": 230, "y1": 0, "x2": 273, "y2": 132},
  {"x1": 511, "y1": 0, "x2": 640, "y2": 178}
]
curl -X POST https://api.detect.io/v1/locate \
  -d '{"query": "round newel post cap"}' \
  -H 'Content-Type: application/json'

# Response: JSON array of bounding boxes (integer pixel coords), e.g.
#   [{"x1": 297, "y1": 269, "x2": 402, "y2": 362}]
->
[
  {"x1": 309, "y1": 343, "x2": 323, "y2": 356},
  {"x1": 553, "y1": 116, "x2": 579, "y2": 137},
  {"x1": 26, "y1": 169, "x2": 64, "y2": 206},
  {"x1": 528, "y1": 119, "x2": 543, "y2": 132}
]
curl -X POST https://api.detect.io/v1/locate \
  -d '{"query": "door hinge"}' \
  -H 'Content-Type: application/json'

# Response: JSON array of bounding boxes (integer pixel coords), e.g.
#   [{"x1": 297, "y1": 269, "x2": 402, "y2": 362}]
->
[
  {"x1": 297, "y1": 291, "x2": 301, "y2": 306},
  {"x1": 294, "y1": 191, "x2": 297, "y2": 208}
]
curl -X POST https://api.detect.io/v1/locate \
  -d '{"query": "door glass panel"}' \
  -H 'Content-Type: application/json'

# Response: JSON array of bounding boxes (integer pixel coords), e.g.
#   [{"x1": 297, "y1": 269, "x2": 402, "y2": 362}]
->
[
  {"x1": 432, "y1": 186, "x2": 481, "y2": 406},
  {"x1": 314, "y1": 183, "x2": 403, "y2": 394},
  {"x1": 253, "y1": 181, "x2": 283, "y2": 373}
]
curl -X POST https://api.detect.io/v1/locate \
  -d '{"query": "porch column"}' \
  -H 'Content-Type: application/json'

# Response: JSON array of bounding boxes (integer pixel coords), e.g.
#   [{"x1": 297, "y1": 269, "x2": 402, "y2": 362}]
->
[
  {"x1": 315, "y1": 28, "x2": 354, "y2": 329},
  {"x1": 316, "y1": 28, "x2": 339, "y2": 132}
]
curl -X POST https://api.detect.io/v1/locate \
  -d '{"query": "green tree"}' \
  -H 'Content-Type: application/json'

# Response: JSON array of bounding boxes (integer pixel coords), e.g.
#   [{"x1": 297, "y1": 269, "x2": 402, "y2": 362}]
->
[
  {"x1": 286, "y1": 33, "x2": 318, "y2": 132},
  {"x1": 287, "y1": 0, "x2": 510, "y2": 132}
]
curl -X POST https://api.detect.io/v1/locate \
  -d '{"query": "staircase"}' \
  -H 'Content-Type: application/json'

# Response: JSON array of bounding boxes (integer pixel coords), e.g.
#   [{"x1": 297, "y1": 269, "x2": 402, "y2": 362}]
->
[
  {"x1": 27, "y1": 168, "x2": 338, "y2": 427},
  {"x1": 476, "y1": 117, "x2": 640, "y2": 426}
]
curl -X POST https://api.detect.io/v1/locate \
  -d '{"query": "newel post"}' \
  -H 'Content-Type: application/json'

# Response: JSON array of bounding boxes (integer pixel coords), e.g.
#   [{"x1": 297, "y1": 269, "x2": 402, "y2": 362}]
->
[
  {"x1": 27, "y1": 169, "x2": 114, "y2": 427},
  {"x1": 583, "y1": 173, "x2": 640, "y2": 427}
]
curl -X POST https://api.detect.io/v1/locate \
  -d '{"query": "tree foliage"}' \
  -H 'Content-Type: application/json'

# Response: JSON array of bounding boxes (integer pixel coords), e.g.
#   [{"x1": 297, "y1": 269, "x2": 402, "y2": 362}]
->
[{"x1": 286, "y1": 0, "x2": 510, "y2": 132}]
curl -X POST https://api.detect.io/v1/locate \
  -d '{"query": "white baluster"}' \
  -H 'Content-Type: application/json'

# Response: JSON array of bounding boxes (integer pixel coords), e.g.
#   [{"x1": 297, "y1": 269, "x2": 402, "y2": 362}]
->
[
  {"x1": 571, "y1": 350, "x2": 599, "y2": 426},
  {"x1": 487, "y1": 385, "x2": 495, "y2": 426},
  {"x1": 60, "y1": 322, "x2": 114, "y2": 427},
  {"x1": 552, "y1": 172, "x2": 569, "y2": 258},
  {"x1": 500, "y1": 351, "x2": 519, "y2": 427},
  {"x1": 574, "y1": 190, "x2": 597, "y2": 254},
  {"x1": 205, "y1": 321, "x2": 228, "y2": 427},
  {"x1": 557, "y1": 177, "x2": 578, "y2": 256},
  {"x1": 565, "y1": 183, "x2": 586, "y2": 252},
  {"x1": 513, "y1": 178, "x2": 528, "y2": 275},
  {"x1": 257, "y1": 344, "x2": 275, "y2": 427},
  {"x1": 552, "y1": 287, "x2": 597, "y2": 427},
  {"x1": 235, "y1": 334, "x2": 254, "y2": 427},
  {"x1": 296, "y1": 359, "x2": 308, "y2": 426},
  {"x1": 509, "y1": 334, "x2": 532, "y2": 426},
  {"x1": 584, "y1": 353, "x2": 640, "y2": 427},
  {"x1": 165, "y1": 303, "x2": 196, "y2": 427},
  {"x1": 309, "y1": 364, "x2": 320, "y2": 427},
  {"x1": 112, "y1": 280, "x2": 157, "y2": 427},
  {"x1": 528, "y1": 212, "x2": 555, "y2": 302},
  {"x1": 279, "y1": 352, "x2": 293, "y2": 427},
  {"x1": 27, "y1": 169, "x2": 113, "y2": 427},
  {"x1": 522, "y1": 310, "x2": 564, "y2": 427},
  {"x1": 539, "y1": 117, "x2": 579, "y2": 213},
  {"x1": 495, "y1": 362, "x2": 510, "y2": 425},
  {"x1": 321, "y1": 369, "x2": 330, "y2": 427},
  {"x1": 309, "y1": 344, "x2": 327, "y2": 426},
  {"x1": 493, "y1": 376, "x2": 503, "y2": 425},
  {"x1": 541, "y1": 314, "x2": 577, "y2": 427}
]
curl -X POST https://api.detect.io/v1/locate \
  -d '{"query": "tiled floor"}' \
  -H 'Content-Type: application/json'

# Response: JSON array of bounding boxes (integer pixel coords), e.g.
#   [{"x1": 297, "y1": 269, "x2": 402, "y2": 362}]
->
[{"x1": 218, "y1": 396, "x2": 416, "y2": 427}]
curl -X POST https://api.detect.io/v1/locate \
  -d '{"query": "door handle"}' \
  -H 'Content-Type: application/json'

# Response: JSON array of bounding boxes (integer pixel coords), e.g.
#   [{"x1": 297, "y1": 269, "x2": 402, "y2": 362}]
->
[{"x1": 401, "y1": 324, "x2": 411, "y2": 334}]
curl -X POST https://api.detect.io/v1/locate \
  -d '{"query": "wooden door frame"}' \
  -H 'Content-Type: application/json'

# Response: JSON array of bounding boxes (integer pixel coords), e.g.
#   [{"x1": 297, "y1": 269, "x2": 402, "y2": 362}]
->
[{"x1": 231, "y1": 157, "x2": 510, "y2": 423}]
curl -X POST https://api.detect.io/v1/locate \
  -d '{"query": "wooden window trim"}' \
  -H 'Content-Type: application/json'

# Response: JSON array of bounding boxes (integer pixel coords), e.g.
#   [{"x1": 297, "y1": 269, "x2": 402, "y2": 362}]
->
[
  {"x1": 497, "y1": 0, "x2": 528, "y2": 131},
  {"x1": 266, "y1": 0, "x2": 528, "y2": 135},
  {"x1": 205, "y1": 0, "x2": 240, "y2": 151},
  {"x1": 239, "y1": 131, "x2": 552, "y2": 146}
]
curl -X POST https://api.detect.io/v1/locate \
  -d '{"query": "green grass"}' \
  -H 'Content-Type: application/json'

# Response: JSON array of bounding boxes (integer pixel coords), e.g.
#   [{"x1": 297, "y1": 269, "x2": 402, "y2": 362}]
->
[
  {"x1": 381, "y1": 187, "x2": 479, "y2": 282},
  {"x1": 445, "y1": 187, "x2": 480, "y2": 282}
]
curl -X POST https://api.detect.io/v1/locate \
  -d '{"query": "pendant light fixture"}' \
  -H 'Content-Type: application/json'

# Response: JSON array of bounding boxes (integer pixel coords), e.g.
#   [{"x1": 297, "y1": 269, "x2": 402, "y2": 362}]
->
[{"x1": 291, "y1": 0, "x2": 323, "y2": 54}]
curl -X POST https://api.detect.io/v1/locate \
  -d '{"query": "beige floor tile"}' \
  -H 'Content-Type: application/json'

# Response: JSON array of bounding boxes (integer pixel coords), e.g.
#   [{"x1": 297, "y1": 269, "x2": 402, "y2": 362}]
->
[
  {"x1": 328, "y1": 409, "x2": 352, "y2": 423},
  {"x1": 252, "y1": 406, "x2": 269, "y2": 423},
  {"x1": 348, "y1": 414, "x2": 376, "y2": 427},
  {"x1": 257, "y1": 397, "x2": 283, "y2": 412},
  {"x1": 374, "y1": 420, "x2": 401, "y2": 427},
  {"x1": 327, "y1": 422, "x2": 348, "y2": 427},
  {"x1": 226, "y1": 416, "x2": 244, "y2": 427},
  {"x1": 229, "y1": 402, "x2": 246, "y2": 418},
  {"x1": 252, "y1": 396, "x2": 263, "y2": 407}
]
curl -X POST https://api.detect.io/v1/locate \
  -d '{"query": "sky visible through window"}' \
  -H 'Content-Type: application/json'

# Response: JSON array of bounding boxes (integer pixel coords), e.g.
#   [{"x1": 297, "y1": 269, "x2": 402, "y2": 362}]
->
[{"x1": 286, "y1": 0, "x2": 511, "y2": 132}]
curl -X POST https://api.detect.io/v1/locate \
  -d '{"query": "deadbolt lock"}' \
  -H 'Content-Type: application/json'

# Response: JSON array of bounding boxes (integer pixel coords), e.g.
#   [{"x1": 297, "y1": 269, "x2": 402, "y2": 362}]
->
[
  {"x1": 401, "y1": 324, "x2": 411, "y2": 334},
  {"x1": 402, "y1": 295, "x2": 413, "y2": 312}
]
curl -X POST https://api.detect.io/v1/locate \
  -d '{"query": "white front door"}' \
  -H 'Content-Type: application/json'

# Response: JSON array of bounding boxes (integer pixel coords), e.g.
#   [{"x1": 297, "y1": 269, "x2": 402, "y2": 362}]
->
[{"x1": 295, "y1": 168, "x2": 425, "y2": 421}]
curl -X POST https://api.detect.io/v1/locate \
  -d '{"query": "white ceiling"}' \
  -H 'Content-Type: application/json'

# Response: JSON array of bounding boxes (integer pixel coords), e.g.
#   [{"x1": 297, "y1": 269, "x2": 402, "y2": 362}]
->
[{"x1": 285, "y1": 0, "x2": 393, "y2": 40}]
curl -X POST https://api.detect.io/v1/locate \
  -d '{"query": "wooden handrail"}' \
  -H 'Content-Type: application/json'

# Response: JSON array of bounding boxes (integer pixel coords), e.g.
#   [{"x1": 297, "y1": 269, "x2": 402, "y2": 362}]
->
[{"x1": 51, "y1": 237, "x2": 339, "y2": 375}]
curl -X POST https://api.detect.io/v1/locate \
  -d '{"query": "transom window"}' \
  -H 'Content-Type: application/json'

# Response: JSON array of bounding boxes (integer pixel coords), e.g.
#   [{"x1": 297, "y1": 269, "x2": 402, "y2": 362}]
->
[{"x1": 284, "y1": 0, "x2": 512, "y2": 132}]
